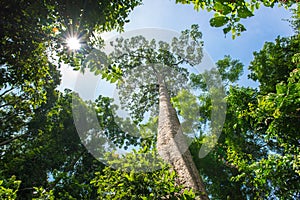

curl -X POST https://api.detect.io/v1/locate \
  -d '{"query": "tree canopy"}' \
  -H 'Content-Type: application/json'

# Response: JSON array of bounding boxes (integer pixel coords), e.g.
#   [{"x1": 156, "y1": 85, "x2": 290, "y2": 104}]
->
[
  {"x1": 0, "y1": 0, "x2": 142, "y2": 140},
  {"x1": 1, "y1": 0, "x2": 141, "y2": 198},
  {"x1": 1, "y1": 0, "x2": 300, "y2": 199}
]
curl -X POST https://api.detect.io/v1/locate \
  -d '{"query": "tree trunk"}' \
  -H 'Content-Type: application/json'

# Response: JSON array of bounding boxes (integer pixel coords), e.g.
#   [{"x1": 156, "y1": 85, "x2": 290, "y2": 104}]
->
[{"x1": 157, "y1": 77, "x2": 209, "y2": 200}]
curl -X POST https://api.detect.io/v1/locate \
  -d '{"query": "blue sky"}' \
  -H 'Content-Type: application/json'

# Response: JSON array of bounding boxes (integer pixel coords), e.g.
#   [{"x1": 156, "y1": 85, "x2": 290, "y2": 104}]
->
[
  {"x1": 59, "y1": 0, "x2": 294, "y2": 97},
  {"x1": 123, "y1": 0, "x2": 294, "y2": 86},
  {"x1": 124, "y1": 0, "x2": 294, "y2": 62}
]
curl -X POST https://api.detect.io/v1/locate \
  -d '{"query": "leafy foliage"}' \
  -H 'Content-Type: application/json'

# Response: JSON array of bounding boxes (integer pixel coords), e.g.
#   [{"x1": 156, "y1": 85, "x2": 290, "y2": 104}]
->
[
  {"x1": 91, "y1": 147, "x2": 197, "y2": 200},
  {"x1": 1, "y1": 1, "x2": 141, "y2": 198},
  {"x1": 0, "y1": 176, "x2": 21, "y2": 200},
  {"x1": 0, "y1": 0, "x2": 142, "y2": 142},
  {"x1": 175, "y1": 0, "x2": 297, "y2": 38},
  {"x1": 189, "y1": 33, "x2": 300, "y2": 199},
  {"x1": 101, "y1": 24, "x2": 204, "y2": 123},
  {"x1": 249, "y1": 35, "x2": 300, "y2": 94}
]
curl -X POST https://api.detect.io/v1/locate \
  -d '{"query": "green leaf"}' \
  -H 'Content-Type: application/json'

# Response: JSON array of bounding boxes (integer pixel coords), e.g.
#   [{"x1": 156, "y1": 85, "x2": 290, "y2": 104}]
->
[
  {"x1": 213, "y1": 2, "x2": 232, "y2": 15},
  {"x1": 94, "y1": 69, "x2": 101, "y2": 76},
  {"x1": 73, "y1": 66, "x2": 80, "y2": 71},
  {"x1": 237, "y1": 6, "x2": 254, "y2": 18},
  {"x1": 110, "y1": 77, "x2": 118, "y2": 83},
  {"x1": 223, "y1": 26, "x2": 231, "y2": 35},
  {"x1": 210, "y1": 16, "x2": 229, "y2": 27}
]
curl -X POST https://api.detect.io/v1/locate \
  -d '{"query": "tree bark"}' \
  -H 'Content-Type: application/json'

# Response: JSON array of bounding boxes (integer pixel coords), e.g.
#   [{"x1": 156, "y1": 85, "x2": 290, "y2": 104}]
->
[{"x1": 157, "y1": 77, "x2": 209, "y2": 200}]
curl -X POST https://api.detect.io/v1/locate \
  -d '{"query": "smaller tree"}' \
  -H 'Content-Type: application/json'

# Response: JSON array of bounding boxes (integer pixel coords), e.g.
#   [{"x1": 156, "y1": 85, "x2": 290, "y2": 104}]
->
[
  {"x1": 189, "y1": 56, "x2": 245, "y2": 199},
  {"x1": 91, "y1": 147, "x2": 197, "y2": 200}
]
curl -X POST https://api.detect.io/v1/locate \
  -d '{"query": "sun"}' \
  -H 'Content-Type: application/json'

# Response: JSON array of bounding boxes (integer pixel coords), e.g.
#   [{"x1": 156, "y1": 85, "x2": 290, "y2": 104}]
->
[{"x1": 66, "y1": 37, "x2": 81, "y2": 50}]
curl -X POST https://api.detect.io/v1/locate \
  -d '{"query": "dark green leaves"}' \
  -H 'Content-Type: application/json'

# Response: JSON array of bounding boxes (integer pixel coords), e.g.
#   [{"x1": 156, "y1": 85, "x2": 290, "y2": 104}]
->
[
  {"x1": 213, "y1": 2, "x2": 232, "y2": 15},
  {"x1": 210, "y1": 16, "x2": 230, "y2": 27},
  {"x1": 237, "y1": 6, "x2": 254, "y2": 19},
  {"x1": 249, "y1": 35, "x2": 299, "y2": 94},
  {"x1": 189, "y1": 33, "x2": 300, "y2": 199}
]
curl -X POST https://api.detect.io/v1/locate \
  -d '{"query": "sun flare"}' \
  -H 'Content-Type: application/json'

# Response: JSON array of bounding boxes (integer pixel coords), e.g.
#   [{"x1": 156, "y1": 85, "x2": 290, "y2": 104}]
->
[{"x1": 66, "y1": 37, "x2": 81, "y2": 50}]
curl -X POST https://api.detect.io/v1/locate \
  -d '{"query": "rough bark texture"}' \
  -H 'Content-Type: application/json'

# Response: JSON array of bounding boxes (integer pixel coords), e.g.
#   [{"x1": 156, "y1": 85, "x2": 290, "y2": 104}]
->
[{"x1": 157, "y1": 79, "x2": 209, "y2": 200}]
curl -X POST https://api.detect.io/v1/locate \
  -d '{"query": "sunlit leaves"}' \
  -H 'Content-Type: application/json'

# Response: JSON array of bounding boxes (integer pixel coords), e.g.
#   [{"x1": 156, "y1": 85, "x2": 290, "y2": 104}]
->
[
  {"x1": 249, "y1": 35, "x2": 300, "y2": 94},
  {"x1": 0, "y1": 176, "x2": 21, "y2": 200},
  {"x1": 223, "y1": 35, "x2": 300, "y2": 199},
  {"x1": 237, "y1": 6, "x2": 254, "y2": 19},
  {"x1": 175, "y1": 0, "x2": 297, "y2": 38},
  {"x1": 91, "y1": 148, "x2": 197, "y2": 199}
]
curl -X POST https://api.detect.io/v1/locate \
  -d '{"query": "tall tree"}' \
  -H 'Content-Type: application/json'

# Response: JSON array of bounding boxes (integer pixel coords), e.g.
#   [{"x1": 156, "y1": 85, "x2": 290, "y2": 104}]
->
[{"x1": 96, "y1": 25, "x2": 209, "y2": 199}]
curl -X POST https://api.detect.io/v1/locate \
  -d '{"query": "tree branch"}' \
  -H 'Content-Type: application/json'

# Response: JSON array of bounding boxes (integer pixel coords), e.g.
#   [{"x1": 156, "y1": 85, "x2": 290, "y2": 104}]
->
[
  {"x1": 0, "y1": 133, "x2": 29, "y2": 147},
  {"x1": 0, "y1": 87, "x2": 15, "y2": 98}
]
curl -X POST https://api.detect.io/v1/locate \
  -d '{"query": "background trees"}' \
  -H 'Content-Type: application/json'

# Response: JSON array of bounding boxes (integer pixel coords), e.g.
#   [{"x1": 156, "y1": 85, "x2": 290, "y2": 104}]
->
[
  {"x1": 0, "y1": 0, "x2": 141, "y2": 199},
  {"x1": 0, "y1": 0, "x2": 142, "y2": 144},
  {"x1": 224, "y1": 34, "x2": 300, "y2": 199},
  {"x1": 189, "y1": 33, "x2": 300, "y2": 199}
]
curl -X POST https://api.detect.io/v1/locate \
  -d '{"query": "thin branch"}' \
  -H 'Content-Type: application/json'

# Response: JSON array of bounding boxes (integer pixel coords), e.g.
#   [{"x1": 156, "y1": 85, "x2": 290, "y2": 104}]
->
[
  {"x1": 171, "y1": 58, "x2": 187, "y2": 67},
  {"x1": 0, "y1": 87, "x2": 15, "y2": 98},
  {"x1": 0, "y1": 133, "x2": 29, "y2": 147}
]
